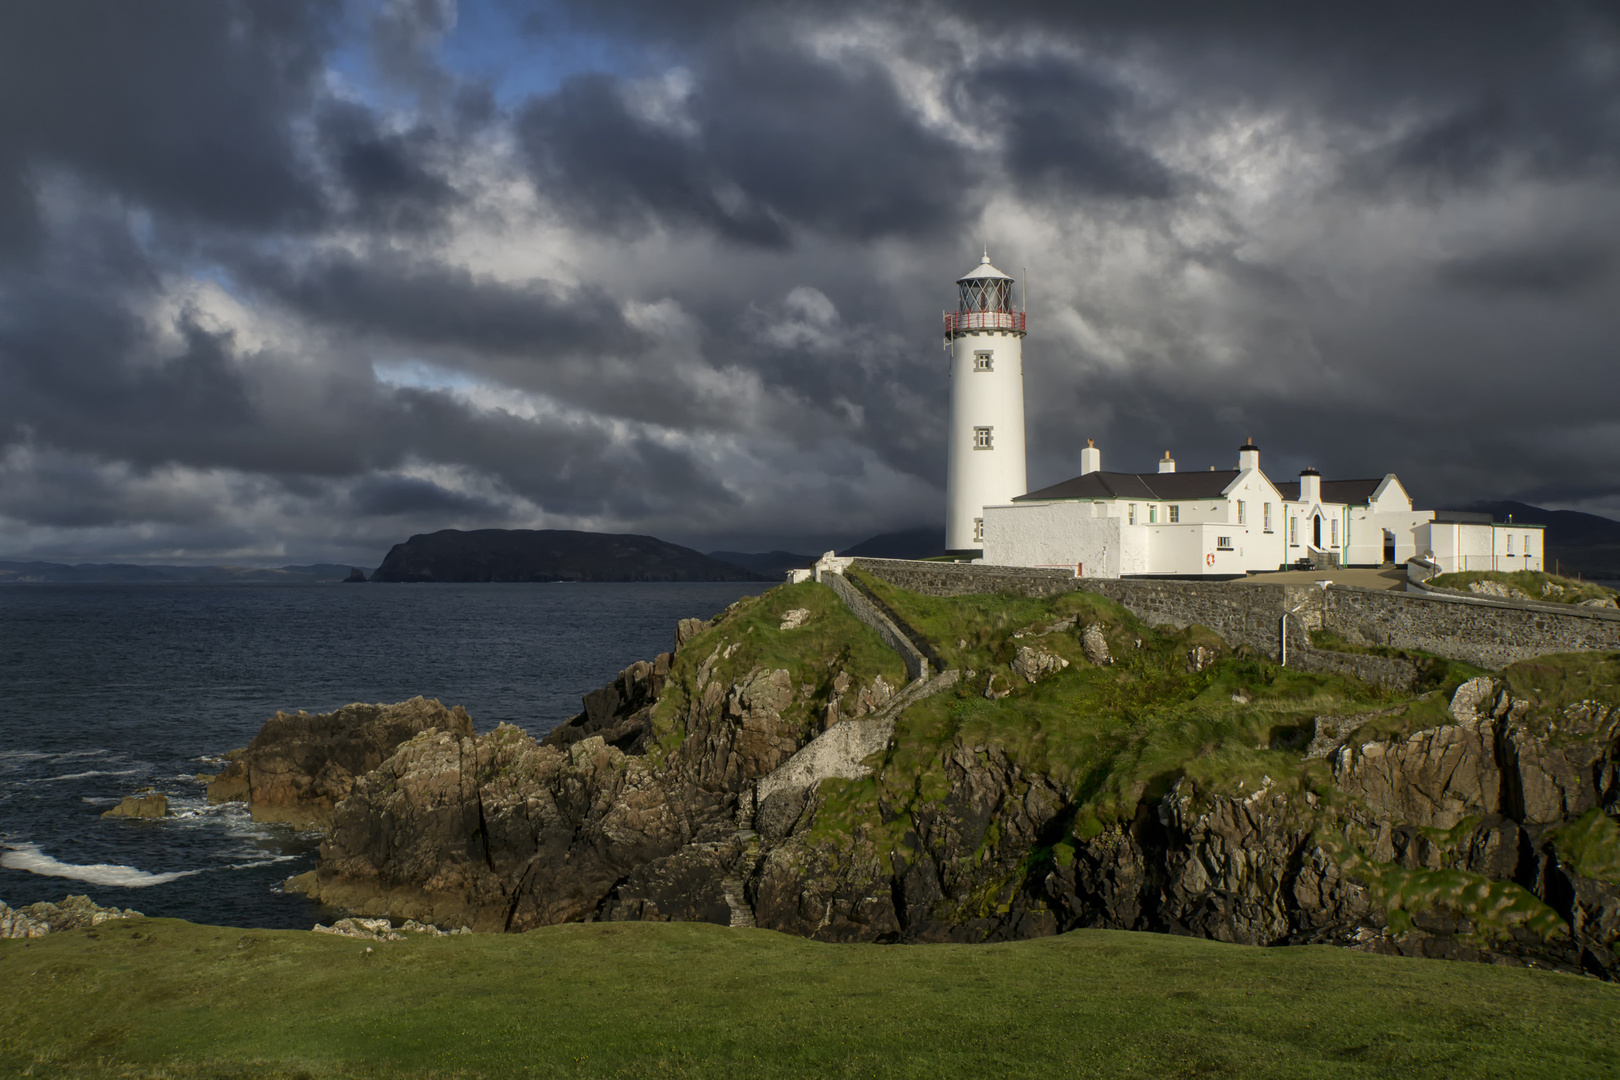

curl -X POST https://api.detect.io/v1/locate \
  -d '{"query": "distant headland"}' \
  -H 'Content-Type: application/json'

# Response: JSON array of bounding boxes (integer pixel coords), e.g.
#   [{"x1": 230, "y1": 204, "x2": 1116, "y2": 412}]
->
[{"x1": 368, "y1": 529, "x2": 768, "y2": 583}]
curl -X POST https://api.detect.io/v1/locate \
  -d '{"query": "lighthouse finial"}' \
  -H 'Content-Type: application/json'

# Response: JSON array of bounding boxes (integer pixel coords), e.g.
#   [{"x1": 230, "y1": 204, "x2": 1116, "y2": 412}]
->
[{"x1": 982, "y1": 245, "x2": 990, "y2": 264}]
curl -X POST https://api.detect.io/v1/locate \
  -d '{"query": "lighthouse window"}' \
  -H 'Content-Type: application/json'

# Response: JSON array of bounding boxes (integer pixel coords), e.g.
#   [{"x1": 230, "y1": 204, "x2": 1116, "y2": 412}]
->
[
  {"x1": 973, "y1": 351, "x2": 993, "y2": 371},
  {"x1": 973, "y1": 426, "x2": 993, "y2": 450}
]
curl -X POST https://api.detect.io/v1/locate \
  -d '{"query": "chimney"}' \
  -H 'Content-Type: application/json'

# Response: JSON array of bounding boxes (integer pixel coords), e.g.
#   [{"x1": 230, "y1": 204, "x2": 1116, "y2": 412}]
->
[
  {"x1": 1239, "y1": 437, "x2": 1259, "y2": 472},
  {"x1": 1158, "y1": 451, "x2": 1176, "y2": 474},
  {"x1": 1080, "y1": 438, "x2": 1101, "y2": 475},
  {"x1": 1299, "y1": 467, "x2": 1321, "y2": 504}
]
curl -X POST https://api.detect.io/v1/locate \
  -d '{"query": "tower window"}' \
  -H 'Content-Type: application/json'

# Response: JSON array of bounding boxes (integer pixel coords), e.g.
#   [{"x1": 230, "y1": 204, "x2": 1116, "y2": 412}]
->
[
  {"x1": 973, "y1": 351, "x2": 993, "y2": 371},
  {"x1": 1168, "y1": 505, "x2": 1180, "y2": 523},
  {"x1": 973, "y1": 426, "x2": 993, "y2": 450},
  {"x1": 973, "y1": 517, "x2": 984, "y2": 543}
]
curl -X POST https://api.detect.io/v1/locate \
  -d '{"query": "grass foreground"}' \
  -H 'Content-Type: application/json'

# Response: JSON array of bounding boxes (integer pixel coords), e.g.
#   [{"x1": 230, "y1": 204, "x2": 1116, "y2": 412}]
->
[{"x1": 2, "y1": 919, "x2": 1616, "y2": 1079}]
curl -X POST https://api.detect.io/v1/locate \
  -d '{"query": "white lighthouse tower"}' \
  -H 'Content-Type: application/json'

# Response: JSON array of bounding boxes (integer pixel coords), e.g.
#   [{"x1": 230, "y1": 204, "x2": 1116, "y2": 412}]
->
[{"x1": 945, "y1": 251, "x2": 1027, "y2": 554}]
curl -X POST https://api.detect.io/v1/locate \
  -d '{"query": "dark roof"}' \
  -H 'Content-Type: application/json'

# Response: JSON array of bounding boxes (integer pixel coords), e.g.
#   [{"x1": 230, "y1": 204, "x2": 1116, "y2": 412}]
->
[
  {"x1": 1272, "y1": 478, "x2": 1383, "y2": 505},
  {"x1": 1015, "y1": 469, "x2": 1240, "y2": 502},
  {"x1": 1432, "y1": 510, "x2": 1492, "y2": 525}
]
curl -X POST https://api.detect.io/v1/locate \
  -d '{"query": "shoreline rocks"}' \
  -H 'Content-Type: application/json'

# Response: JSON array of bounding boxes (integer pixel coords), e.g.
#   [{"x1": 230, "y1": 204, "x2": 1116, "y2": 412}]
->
[
  {"x1": 207, "y1": 696, "x2": 474, "y2": 828},
  {"x1": 1, "y1": 895, "x2": 143, "y2": 938},
  {"x1": 102, "y1": 792, "x2": 169, "y2": 819}
]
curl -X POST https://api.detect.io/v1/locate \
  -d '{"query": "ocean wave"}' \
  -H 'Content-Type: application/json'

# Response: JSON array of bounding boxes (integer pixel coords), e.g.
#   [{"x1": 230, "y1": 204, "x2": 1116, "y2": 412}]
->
[
  {"x1": 27, "y1": 768, "x2": 142, "y2": 784},
  {"x1": 225, "y1": 855, "x2": 301, "y2": 870},
  {"x1": 0, "y1": 842, "x2": 204, "y2": 888}
]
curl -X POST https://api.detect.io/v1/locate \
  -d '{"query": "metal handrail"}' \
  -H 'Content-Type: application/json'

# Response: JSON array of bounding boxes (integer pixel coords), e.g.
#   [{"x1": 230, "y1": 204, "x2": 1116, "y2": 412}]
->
[{"x1": 944, "y1": 310, "x2": 1026, "y2": 334}]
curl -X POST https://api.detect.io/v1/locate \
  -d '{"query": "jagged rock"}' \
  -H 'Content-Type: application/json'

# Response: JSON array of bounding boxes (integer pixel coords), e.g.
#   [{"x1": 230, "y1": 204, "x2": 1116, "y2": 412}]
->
[
  {"x1": 984, "y1": 672, "x2": 1012, "y2": 700},
  {"x1": 674, "y1": 617, "x2": 712, "y2": 652},
  {"x1": 207, "y1": 696, "x2": 473, "y2": 828},
  {"x1": 1579, "y1": 596, "x2": 1619, "y2": 609},
  {"x1": 1186, "y1": 644, "x2": 1217, "y2": 672},
  {"x1": 778, "y1": 608, "x2": 812, "y2": 631},
  {"x1": 542, "y1": 655, "x2": 669, "y2": 752},
  {"x1": 1, "y1": 895, "x2": 142, "y2": 937},
  {"x1": 1543, "y1": 582, "x2": 1566, "y2": 598},
  {"x1": 1010, "y1": 645, "x2": 1068, "y2": 684},
  {"x1": 1081, "y1": 624, "x2": 1112, "y2": 666},
  {"x1": 1449, "y1": 677, "x2": 1497, "y2": 726},
  {"x1": 1469, "y1": 580, "x2": 1530, "y2": 600},
  {"x1": 312, "y1": 916, "x2": 471, "y2": 940},
  {"x1": 102, "y1": 792, "x2": 168, "y2": 819}
]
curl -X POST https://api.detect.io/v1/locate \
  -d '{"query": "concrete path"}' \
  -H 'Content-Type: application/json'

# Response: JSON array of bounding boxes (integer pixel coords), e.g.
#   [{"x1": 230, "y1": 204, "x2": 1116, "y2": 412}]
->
[{"x1": 1237, "y1": 567, "x2": 1409, "y2": 590}]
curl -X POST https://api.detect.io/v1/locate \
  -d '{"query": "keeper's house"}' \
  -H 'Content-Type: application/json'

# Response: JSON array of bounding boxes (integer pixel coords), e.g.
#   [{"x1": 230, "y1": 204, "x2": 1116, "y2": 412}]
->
[{"x1": 978, "y1": 439, "x2": 1542, "y2": 578}]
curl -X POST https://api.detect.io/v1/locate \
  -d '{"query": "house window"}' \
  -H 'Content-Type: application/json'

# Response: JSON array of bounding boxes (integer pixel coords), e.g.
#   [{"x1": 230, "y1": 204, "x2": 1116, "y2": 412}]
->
[
  {"x1": 1331, "y1": 520, "x2": 1339, "y2": 547},
  {"x1": 1506, "y1": 533, "x2": 1514, "y2": 555},
  {"x1": 1289, "y1": 517, "x2": 1298, "y2": 546},
  {"x1": 973, "y1": 351, "x2": 993, "y2": 371},
  {"x1": 1237, "y1": 500, "x2": 1246, "y2": 525},
  {"x1": 1128, "y1": 503, "x2": 1137, "y2": 525},
  {"x1": 974, "y1": 517, "x2": 984, "y2": 543},
  {"x1": 1168, "y1": 505, "x2": 1180, "y2": 523},
  {"x1": 1263, "y1": 503, "x2": 1273, "y2": 533},
  {"x1": 973, "y1": 426, "x2": 993, "y2": 450},
  {"x1": 1217, "y1": 537, "x2": 1233, "y2": 550}
]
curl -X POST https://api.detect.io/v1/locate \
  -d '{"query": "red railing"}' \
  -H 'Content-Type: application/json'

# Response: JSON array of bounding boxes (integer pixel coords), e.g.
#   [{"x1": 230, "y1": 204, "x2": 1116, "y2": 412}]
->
[{"x1": 944, "y1": 310, "x2": 1026, "y2": 334}]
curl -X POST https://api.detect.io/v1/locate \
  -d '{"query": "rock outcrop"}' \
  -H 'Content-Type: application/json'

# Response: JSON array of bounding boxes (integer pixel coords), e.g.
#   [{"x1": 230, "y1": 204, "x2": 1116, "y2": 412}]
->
[
  {"x1": 1, "y1": 895, "x2": 142, "y2": 938},
  {"x1": 102, "y1": 792, "x2": 168, "y2": 819},
  {"x1": 262, "y1": 582, "x2": 1619, "y2": 979},
  {"x1": 208, "y1": 697, "x2": 474, "y2": 828}
]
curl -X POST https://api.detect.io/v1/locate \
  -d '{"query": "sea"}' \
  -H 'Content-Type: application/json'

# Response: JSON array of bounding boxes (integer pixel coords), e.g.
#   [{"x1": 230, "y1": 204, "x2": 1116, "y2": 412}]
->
[{"x1": 0, "y1": 581, "x2": 770, "y2": 929}]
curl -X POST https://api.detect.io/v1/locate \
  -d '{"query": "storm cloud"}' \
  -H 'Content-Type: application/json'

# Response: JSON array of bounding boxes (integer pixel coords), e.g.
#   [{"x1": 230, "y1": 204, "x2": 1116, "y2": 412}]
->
[{"x1": 1, "y1": 0, "x2": 1618, "y2": 564}]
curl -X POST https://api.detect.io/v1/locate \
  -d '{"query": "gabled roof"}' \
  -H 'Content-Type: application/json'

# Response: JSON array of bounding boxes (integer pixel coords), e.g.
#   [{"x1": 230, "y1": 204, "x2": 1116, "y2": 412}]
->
[
  {"x1": 1272, "y1": 478, "x2": 1383, "y2": 505},
  {"x1": 1015, "y1": 469, "x2": 1241, "y2": 502}
]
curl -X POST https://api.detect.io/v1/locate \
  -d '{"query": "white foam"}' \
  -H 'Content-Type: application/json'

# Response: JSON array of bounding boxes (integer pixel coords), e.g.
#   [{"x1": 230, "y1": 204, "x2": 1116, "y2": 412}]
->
[
  {"x1": 30, "y1": 768, "x2": 141, "y2": 784},
  {"x1": 0, "y1": 842, "x2": 204, "y2": 888}
]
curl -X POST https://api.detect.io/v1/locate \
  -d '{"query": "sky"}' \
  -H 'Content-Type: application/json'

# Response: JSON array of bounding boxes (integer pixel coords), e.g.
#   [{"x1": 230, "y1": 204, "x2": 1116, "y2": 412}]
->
[{"x1": 1, "y1": 0, "x2": 1618, "y2": 565}]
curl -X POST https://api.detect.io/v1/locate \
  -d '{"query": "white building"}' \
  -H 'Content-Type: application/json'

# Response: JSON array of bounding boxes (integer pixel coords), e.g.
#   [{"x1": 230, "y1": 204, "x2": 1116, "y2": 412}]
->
[
  {"x1": 940, "y1": 257, "x2": 1545, "y2": 578},
  {"x1": 944, "y1": 252, "x2": 1027, "y2": 555},
  {"x1": 978, "y1": 441, "x2": 1543, "y2": 578}
]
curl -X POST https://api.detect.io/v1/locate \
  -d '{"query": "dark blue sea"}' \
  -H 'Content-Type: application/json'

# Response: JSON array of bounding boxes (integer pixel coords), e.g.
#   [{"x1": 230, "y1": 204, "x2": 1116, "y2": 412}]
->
[{"x1": 0, "y1": 582, "x2": 769, "y2": 929}]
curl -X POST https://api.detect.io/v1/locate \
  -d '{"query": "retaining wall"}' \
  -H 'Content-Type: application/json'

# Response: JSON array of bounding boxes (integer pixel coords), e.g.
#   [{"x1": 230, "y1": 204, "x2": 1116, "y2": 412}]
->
[{"x1": 851, "y1": 558, "x2": 1620, "y2": 671}]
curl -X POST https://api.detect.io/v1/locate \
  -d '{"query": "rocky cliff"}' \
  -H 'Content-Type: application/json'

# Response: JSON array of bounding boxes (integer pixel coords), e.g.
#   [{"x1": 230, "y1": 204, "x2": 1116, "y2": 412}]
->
[
  {"x1": 208, "y1": 697, "x2": 474, "y2": 828},
  {"x1": 276, "y1": 577, "x2": 1619, "y2": 977}
]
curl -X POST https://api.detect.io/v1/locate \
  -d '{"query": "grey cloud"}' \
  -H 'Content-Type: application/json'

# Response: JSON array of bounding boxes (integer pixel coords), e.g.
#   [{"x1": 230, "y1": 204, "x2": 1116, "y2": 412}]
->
[
  {"x1": 1437, "y1": 243, "x2": 1616, "y2": 297},
  {"x1": 350, "y1": 473, "x2": 508, "y2": 518}
]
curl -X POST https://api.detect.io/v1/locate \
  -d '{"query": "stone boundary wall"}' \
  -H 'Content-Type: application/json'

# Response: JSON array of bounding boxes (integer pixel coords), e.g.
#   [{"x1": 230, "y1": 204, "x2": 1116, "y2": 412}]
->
[
  {"x1": 851, "y1": 558, "x2": 1620, "y2": 671},
  {"x1": 822, "y1": 570, "x2": 930, "y2": 681}
]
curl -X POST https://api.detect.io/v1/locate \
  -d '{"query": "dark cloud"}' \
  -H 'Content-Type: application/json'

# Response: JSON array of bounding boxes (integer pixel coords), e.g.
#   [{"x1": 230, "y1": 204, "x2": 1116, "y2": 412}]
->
[
  {"x1": 1436, "y1": 243, "x2": 1616, "y2": 297},
  {"x1": 0, "y1": 1, "x2": 336, "y2": 250},
  {"x1": 4, "y1": 0, "x2": 1620, "y2": 562},
  {"x1": 519, "y1": 41, "x2": 975, "y2": 246}
]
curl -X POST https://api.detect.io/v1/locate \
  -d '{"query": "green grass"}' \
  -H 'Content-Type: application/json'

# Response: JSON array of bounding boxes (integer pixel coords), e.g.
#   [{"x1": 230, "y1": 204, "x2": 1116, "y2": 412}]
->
[
  {"x1": 1551, "y1": 810, "x2": 1620, "y2": 885},
  {"x1": 2, "y1": 919, "x2": 1616, "y2": 1079},
  {"x1": 1428, "y1": 570, "x2": 1616, "y2": 604},
  {"x1": 645, "y1": 581, "x2": 907, "y2": 763}
]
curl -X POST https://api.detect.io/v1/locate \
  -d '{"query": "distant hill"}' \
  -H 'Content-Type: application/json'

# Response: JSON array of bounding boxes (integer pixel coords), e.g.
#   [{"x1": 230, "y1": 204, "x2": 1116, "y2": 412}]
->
[
  {"x1": 838, "y1": 526, "x2": 945, "y2": 560},
  {"x1": 1455, "y1": 501, "x2": 1620, "y2": 580},
  {"x1": 370, "y1": 530, "x2": 766, "y2": 583},
  {"x1": 706, "y1": 550, "x2": 815, "y2": 576},
  {"x1": 0, "y1": 561, "x2": 356, "y2": 584}
]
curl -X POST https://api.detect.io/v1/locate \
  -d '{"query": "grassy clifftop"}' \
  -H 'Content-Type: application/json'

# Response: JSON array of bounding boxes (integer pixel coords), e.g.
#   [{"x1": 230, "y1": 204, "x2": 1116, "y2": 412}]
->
[{"x1": 2, "y1": 917, "x2": 1616, "y2": 1079}]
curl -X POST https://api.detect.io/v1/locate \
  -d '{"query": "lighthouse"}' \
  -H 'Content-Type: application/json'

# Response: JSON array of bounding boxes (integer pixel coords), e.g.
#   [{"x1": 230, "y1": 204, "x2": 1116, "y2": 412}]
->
[{"x1": 945, "y1": 251, "x2": 1027, "y2": 554}]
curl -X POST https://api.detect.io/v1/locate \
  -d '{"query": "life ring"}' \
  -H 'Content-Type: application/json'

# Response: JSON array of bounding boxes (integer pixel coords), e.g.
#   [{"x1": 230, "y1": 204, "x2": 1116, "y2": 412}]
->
[{"x1": 1206, "y1": 553, "x2": 1216, "y2": 567}]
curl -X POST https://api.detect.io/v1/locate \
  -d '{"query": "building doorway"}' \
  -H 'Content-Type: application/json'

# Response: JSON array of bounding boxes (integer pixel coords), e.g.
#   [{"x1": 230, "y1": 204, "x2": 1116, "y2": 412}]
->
[{"x1": 1383, "y1": 529, "x2": 1396, "y2": 565}]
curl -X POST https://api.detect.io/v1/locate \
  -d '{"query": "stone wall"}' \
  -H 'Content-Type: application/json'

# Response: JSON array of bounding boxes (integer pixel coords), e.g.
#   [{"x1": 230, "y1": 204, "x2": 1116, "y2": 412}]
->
[
  {"x1": 822, "y1": 570, "x2": 931, "y2": 681},
  {"x1": 851, "y1": 557, "x2": 1620, "y2": 670}
]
